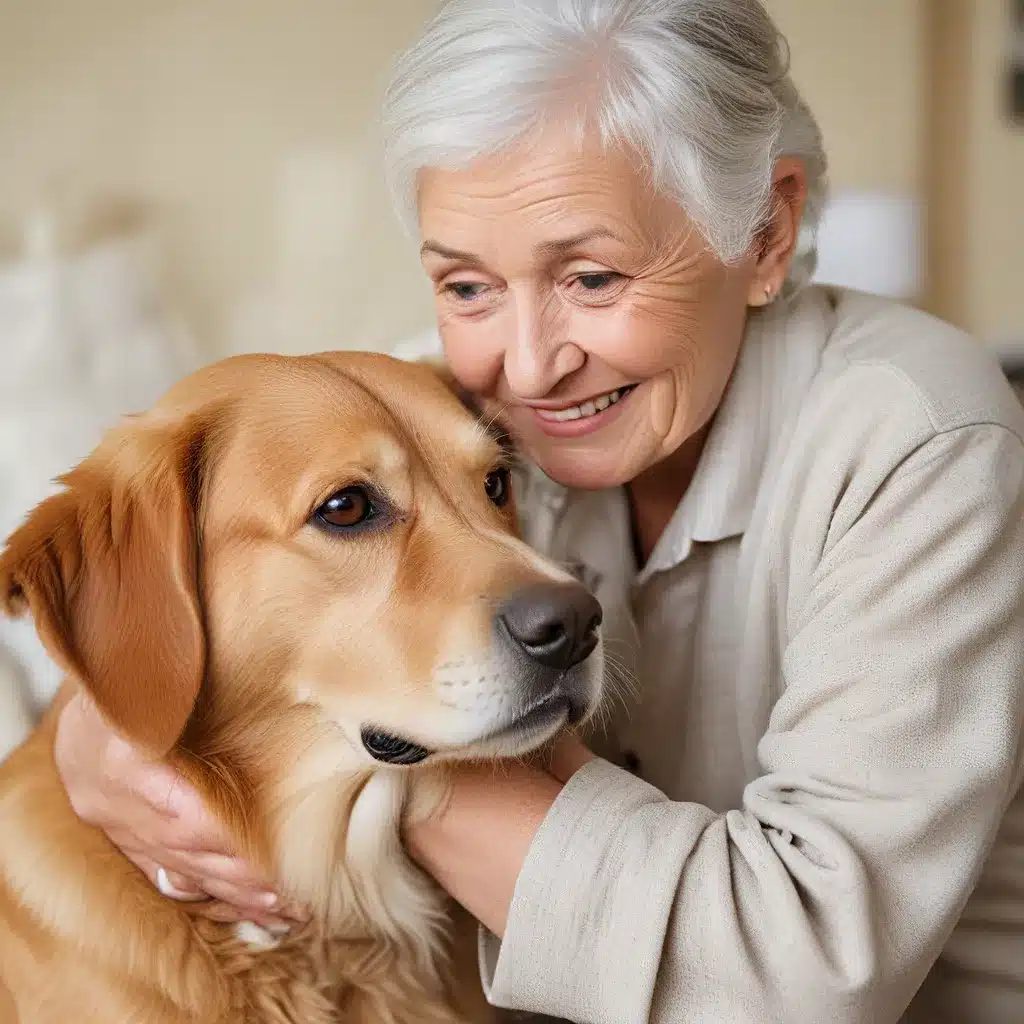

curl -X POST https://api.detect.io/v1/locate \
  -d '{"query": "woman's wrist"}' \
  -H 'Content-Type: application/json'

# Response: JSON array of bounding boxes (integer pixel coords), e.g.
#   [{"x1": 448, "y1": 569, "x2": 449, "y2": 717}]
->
[{"x1": 405, "y1": 759, "x2": 564, "y2": 937}]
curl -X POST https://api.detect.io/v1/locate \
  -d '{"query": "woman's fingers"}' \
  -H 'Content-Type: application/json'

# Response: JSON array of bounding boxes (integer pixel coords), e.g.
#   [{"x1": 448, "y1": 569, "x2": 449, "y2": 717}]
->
[
  {"x1": 191, "y1": 876, "x2": 287, "y2": 919},
  {"x1": 116, "y1": 837, "x2": 270, "y2": 898},
  {"x1": 156, "y1": 865, "x2": 208, "y2": 901},
  {"x1": 191, "y1": 869, "x2": 311, "y2": 924},
  {"x1": 124, "y1": 848, "x2": 302, "y2": 930},
  {"x1": 54, "y1": 692, "x2": 312, "y2": 930},
  {"x1": 190, "y1": 902, "x2": 294, "y2": 933},
  {"x1": 126, "y1": 850, "x2": 207, "y2": 901},
  {"x1": 119, "y1": 837, "x2": 312, "y2": 923},
  {"x1": 174, "y1": 851, "x2": 271, "y2": 889},
  {"x1": 131, "y1": 764, "x2": 235, "y2": 854}
]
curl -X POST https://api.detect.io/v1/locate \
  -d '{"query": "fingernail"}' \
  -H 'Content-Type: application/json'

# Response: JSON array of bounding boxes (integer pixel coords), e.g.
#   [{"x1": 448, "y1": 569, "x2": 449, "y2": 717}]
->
[
  {"x1": 259, "y1": 891, "x2": 279, "y2": 909},
  {"x1": 265, "y1": 921, "x2": 292, "y2": 937},
  {"x1": 155, "y1": 866, "x2": 207, "y2": 902}
]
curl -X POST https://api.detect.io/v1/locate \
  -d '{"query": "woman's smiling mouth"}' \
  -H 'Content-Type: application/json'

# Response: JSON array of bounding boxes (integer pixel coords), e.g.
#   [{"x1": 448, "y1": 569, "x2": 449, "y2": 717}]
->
[
  {"x1": 535, "y1": 384, "x2": 638, "y2": 423},
  {"x1": 528, "y1": 383, "x2": 638, "y2": 438}
]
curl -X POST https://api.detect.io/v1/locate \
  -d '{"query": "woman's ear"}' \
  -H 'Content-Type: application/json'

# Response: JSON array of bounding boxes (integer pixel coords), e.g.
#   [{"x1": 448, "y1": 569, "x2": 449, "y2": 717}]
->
[
  {"x1": 0, "y1": 417, "x2": 210, "y2": 756},
  {"x1": 748, "y1": 156, "x2": 809, "y2": 307}
]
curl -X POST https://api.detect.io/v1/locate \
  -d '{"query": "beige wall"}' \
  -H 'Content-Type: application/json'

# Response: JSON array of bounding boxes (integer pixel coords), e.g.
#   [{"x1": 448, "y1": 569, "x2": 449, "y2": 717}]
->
[
  {"x1": 0, "y1": 0, "x2": 442, "y2": 357},
  {"x1": 961, "y1": 0, "x2": 1024, "y2": 345},
  {"x1": 765, "y1": 0, "x2": 927, "y2": 197},
  {"x1": 1, "y1": 0, "x2": 1019, "y2": 356},
  {"x1": 924, "y1": 0, "x2": 1024, "y2": 345},
  {"x1": 769, "y1": 0, "x2": 1022, "y2": 345}
]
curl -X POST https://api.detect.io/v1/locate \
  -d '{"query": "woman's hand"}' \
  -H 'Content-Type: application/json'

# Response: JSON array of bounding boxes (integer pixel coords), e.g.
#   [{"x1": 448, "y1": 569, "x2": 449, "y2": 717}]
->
[
  {"x1": 54, "y1": 690, "x2": 306, "y2": 930},
  {"x1": 405, "y1": 731, "x2": 597, "y2": 936}
]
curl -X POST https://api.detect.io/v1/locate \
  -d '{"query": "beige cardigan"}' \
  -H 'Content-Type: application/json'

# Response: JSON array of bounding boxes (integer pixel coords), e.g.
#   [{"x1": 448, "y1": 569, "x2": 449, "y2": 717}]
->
[{"x1": 441, "y1": 287, "x2": 1024, "y2": 1023}]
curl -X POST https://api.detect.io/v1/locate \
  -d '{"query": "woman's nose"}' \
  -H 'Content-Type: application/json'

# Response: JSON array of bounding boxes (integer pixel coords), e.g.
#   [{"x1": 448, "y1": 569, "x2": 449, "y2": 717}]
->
[{"x1": 502, "y1": 295, "x2": 584, "y2": 399}]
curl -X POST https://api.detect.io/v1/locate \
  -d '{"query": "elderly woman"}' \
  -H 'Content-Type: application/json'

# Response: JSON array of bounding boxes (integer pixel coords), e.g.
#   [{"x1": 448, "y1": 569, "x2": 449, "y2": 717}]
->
[{"x1": 50, "y1": 1, "x2": 1024, "y2": 1021}]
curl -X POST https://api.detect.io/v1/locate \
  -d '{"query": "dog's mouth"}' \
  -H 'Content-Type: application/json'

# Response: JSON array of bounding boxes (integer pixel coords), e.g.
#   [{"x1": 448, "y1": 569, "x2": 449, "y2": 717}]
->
[
  {"x1": 360, "y1": 727, "x2": 431, "y2": 765},
  {"x1": 479, "y1": 689, "x2": 573, "y2": 746},
  {"x1": 360, "y1": 688, "x2": 583, "y2": 765}
]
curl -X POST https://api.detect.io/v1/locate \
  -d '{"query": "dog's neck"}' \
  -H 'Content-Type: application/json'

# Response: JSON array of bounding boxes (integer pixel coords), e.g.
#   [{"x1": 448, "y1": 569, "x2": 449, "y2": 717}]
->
[{"x1": 180, "y1": 693, "x2": 452, "y2": 975}]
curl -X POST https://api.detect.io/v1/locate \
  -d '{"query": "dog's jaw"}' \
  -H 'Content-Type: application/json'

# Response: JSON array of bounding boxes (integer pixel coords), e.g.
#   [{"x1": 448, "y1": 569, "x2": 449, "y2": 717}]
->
[
  {"x1": 183, "y1": 675, "x2": 455, "y2": 975},
  {"x1": 263, "y1": 725, "x2": 453, "y2": 979}
]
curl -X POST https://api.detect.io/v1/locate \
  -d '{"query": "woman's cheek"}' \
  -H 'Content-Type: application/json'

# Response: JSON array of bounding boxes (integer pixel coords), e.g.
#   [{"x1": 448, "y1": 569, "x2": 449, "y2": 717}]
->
[
  {"x1": 439, "y1": 318, "x2": 503, "y2": 395},
  {"x1": 567, "y1": 303, "x2": 662, "y2": 379}
]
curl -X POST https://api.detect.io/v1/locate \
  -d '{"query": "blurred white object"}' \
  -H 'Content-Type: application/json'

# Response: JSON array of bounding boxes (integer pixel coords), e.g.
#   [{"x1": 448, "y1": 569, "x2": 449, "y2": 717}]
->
[
  {"x1": 812, "y1": 191, "x2": 923, "y2": 301},
  {"x1": 390, "y1": 328, "x2": 442, "y2": 362},
  {"x1": 0, "y1": 209, "x2": 197, "y2": 757},
  {"x1": 0, "y1": 649, "x2": 34, "y2": 760}
]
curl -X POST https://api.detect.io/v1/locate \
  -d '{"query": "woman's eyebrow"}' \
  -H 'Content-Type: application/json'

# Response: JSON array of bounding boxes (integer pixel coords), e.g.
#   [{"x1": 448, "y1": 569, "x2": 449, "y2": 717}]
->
[
  {"x1": 420, "y1": 229, "x2": 625, "y2": 266},
  {"x1": 534, "y1": 229, "x2": 625, "y2": 257},
  {"x1": 419, "y1": 241, "x2": 484, "y2": 265}
]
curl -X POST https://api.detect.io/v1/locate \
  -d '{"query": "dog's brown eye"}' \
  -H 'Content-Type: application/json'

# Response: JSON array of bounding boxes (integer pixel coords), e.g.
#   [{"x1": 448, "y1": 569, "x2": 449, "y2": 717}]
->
[
  {"x1": 485, "y1": 467, "x2": 511, "y2": 508},
  {"x1": 317, "y1": 487, "x2": 375, "y2": 529}
]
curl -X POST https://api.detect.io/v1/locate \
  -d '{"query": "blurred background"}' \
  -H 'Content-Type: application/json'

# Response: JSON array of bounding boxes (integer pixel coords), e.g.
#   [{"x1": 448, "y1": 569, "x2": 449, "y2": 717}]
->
[
  {"x1": 2, "y1": 1, "x2": 1021, "y2": 360},
  {"x1": 0, "y1": 1, "x2": 1022, "y2": 725}
]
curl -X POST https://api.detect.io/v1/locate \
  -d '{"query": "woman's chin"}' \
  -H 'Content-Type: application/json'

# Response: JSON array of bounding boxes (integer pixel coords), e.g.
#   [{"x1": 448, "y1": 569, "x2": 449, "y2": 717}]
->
[{"x1": 530, "y1": 447, "x2": 650, "y2": 492}]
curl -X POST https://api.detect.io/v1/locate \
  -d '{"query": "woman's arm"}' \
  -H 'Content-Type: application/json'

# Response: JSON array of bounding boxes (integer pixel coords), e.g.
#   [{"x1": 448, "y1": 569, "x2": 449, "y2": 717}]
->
[
  {"x1": 406, "y1": 424, "x2": 1024, "y2": 1024},
  {"x1": 405, "y1": 735, "x2": 595, "y2": 936},
  {"x1": 406, "y1": 761, "x2": 561, "y2": 937}
]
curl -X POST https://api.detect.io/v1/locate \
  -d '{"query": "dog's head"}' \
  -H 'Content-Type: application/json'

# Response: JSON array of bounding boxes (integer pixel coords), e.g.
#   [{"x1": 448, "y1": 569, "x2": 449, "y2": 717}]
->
[{"x1": 0, "y1": 350, "x2": 602, "y2": 789}]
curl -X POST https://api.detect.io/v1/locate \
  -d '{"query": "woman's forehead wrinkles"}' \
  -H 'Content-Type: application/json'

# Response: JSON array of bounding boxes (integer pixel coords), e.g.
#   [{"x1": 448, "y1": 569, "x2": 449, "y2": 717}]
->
[{"x1": 419, "y1": 148, "x2": 695, "y2": 269}]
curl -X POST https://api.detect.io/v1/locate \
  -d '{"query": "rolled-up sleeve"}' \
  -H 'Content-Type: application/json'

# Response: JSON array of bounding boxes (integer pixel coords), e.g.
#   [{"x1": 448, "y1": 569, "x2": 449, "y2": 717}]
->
[{"x1": 481, "y1": 424, "x2": 1024, "y2": 1024}]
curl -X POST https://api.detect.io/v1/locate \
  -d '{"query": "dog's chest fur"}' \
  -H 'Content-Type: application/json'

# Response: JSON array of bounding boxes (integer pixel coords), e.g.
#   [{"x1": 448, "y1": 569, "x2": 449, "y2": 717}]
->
[
  {"x1": 0, "y1": 719, "x2": 486, "y2": 1024},
  {"x1": 197, "y1": 919, "x2": 468, "y2": 1024}
]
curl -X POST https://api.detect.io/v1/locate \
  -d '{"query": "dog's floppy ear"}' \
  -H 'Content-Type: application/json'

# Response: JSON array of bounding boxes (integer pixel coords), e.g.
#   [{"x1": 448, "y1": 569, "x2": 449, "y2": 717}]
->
[
  {"x1": 417, "y1": 356, "x2": 481, "y2": 415},
  {"x1": 419, "y1": 356, "x2": 516, "y2": 457},
  {"x1": 0, "y1": 416, "x2": 210, "y2": 756}
]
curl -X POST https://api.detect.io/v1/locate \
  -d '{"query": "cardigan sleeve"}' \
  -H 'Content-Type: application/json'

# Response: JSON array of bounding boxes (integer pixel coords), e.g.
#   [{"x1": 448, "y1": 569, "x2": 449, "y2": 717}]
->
[{"x1": 479, "y1": 423, "x2": 1024, "y2": 1024}]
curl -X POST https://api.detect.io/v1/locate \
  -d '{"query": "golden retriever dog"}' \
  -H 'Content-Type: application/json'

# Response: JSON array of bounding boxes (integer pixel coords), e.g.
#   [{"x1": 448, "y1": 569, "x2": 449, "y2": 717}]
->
[{"x1": 0, "y1": 352, "x2": 604, "y2": 1023}]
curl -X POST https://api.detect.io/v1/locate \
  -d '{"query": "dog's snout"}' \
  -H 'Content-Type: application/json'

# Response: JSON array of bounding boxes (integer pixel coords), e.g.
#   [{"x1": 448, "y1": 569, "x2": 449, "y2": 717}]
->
[{"x1": 498, "y1": 582, "x2": 602, "y2": 672}]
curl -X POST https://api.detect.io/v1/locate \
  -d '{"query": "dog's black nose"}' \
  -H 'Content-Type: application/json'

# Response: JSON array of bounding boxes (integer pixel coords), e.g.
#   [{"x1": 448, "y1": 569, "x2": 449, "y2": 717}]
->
[{"x1": 499, "y1": 582, "x2": 602, "y2": 672}]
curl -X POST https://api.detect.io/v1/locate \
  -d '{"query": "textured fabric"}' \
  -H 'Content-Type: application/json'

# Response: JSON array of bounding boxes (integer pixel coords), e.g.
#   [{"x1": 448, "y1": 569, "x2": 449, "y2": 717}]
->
[{"x1": 448, "y1": 287, "x2": 1024, "y2": 1024}]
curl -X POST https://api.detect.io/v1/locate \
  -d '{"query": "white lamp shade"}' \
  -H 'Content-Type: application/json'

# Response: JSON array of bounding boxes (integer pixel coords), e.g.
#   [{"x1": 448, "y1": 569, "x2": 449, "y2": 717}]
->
[{"x1": 812, "y1": 191, "x2": 923, "y2": 301}]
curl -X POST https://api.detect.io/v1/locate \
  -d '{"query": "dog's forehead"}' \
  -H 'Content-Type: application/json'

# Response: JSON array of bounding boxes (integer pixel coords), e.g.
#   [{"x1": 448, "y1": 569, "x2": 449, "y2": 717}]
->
[{"x1": 209, "y1": 355, "x2": 496, "y2": 487}]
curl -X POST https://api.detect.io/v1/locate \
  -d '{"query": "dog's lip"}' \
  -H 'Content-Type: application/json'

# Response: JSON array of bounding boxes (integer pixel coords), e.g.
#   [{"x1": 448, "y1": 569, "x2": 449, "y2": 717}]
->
[
  {"x1": 359, "y1": 690, "x2": 577, "y2": 764},
  {"x1": 360, "y1": 726, "x2": 431, "y2": 765},
  {"x1": 475, "y1": 689, "x2": 572, "y2": 746}
]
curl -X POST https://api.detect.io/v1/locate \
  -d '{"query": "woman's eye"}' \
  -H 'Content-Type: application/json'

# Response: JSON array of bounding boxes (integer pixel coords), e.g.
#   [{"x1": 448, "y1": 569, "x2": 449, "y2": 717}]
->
[
  {"x1": 445, "y1": 281, "x2": 489, "y2": 302},
  {"x1": 576, "y1": 273, "x2": 617, "y2": 290},
  {"x1": 566, "y1": 272, "x2": 625, "y2": 299},
  {"x1": 316, "y1": 486, "x2": 376, "y2": 529},
  {"x1": 484, "y1": 467, "x2": 511, "y2": 508}
]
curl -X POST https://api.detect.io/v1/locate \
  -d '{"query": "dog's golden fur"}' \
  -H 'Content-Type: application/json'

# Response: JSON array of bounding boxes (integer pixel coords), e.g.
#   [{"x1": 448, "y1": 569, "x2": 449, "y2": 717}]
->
[{"x1": 0, "y1": 352, "x2": 602, "y2": 1023}]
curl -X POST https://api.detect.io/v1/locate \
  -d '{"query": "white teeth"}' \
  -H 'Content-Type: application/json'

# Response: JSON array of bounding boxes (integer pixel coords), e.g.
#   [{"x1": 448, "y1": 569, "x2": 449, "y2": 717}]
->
[{"x1": 540, "y1": 386, "x2": 632, "y2": 423}]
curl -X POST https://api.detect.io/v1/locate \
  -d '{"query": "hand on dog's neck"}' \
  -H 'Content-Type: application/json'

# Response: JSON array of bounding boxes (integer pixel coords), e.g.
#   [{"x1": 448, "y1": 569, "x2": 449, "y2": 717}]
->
[{"x1": 178, "y1": 691, "x2": 453, "y2": 976}]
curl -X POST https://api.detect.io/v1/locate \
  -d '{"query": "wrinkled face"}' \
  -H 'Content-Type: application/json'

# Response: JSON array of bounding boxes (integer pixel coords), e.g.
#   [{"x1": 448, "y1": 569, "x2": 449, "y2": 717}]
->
[
  {"x1": 200, "y1": 353, "x2": 603, "y2": 767},
  {"x1": 417, "y1": 133, "x2": 757, "y2": 489}
]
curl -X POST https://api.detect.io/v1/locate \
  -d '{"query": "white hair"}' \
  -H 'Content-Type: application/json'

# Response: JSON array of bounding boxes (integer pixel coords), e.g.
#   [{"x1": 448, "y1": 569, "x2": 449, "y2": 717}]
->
[{"x1": 382, "y1": 0, "x2": 828, "y2": 296}]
